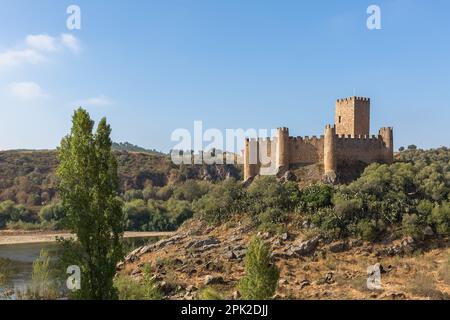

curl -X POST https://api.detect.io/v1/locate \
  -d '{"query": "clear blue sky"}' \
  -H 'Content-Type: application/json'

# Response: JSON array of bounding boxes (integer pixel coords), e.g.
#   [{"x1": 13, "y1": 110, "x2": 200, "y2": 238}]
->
[{"x1": 0, "y1": 0, "x2": 449, "y2": 152}]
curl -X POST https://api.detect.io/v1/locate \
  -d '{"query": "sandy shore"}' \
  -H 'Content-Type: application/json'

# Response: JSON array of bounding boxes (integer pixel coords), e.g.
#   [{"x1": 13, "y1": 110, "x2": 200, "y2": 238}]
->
[{"x1": 0, "y1": 231, "x2": 175, "y2": 246}]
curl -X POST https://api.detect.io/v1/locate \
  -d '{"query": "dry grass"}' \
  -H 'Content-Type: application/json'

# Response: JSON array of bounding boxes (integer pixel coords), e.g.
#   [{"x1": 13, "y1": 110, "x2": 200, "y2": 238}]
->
[
  {"x1": 122, "y1": 219, "x2": 450, "y2": 300},
  {"x1": 408, "y1": 272, "x2": 450, "y2": 300},
  {"x1": 438, "y1": 253, "x2": 450, "y2": 285}
]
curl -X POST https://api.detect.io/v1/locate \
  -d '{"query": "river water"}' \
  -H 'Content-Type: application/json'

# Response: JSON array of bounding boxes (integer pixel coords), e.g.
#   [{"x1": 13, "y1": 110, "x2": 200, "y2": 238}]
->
[{"x1": 0, "y1": 237, "x2": 158, "y2": 300}]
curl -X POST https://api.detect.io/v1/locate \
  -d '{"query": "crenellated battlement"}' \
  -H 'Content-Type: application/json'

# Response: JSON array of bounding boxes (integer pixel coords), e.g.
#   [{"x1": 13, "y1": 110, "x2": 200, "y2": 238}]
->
[
  {"x1": 336, "y1": 134, "x2": 380, "y2": 141},
  {"x1": 336, "y1": 96, "x2": 370, "y2": 103}
]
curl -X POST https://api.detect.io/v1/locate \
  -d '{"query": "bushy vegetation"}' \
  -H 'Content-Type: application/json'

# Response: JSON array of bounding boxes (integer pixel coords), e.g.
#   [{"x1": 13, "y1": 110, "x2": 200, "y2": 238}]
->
[
  {"x1": 0, "y1": 200, "x2": 37, "y2": 229},
  {"x1": 0, "y1": 258, "x2": 16, "y2": 287},
  {"x1": 198, "y1": 287, "x2": 224, "y2": 300},
  {"x1": 194, "y1": 147, "x2": 450, "y2": 241},
  {"x1": 0, "y1": 147, "x2": 240, "y2": 231},
  {"x1": 21, "y1": 249, "x2": 59, "y2": 300},
  {"x1": 0, "y1": 146, "x2": 448, "y2": 242},
  {"x1": 114, "y1": 265, "x2": 162, "y2": 300},
  {"x1": 316, "y1": 148, "x2": 450, "y2": 240}
]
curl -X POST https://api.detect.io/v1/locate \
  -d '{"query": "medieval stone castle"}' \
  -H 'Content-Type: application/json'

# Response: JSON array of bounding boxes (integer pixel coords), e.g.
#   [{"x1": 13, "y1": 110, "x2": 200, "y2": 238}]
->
[{"x1": 243, "y1": 96, "x2": 394, "y2": 181}]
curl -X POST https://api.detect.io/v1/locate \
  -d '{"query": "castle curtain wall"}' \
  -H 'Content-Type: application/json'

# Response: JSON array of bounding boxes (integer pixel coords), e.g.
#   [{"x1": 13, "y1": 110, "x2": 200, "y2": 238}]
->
[
  {"x1": 334, "y1": 136, "x2": 386, "y2": 164},
  {"x1": 288, "y1": 137, "x2": 324, "y2": 165}
]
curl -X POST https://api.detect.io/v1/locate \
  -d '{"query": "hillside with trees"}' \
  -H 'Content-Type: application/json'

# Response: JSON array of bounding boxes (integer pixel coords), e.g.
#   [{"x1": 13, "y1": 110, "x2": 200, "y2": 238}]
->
[
  {"x1": 115, "y1": 146, "x2": 449, "y2": 300},
  {"x1": 0, "y1": 149, "x2": 241, "y2": 231}
]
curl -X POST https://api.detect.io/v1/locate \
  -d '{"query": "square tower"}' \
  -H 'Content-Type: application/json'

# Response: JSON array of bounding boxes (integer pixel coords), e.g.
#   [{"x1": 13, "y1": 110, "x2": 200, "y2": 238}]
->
[{"x1": 335, "y1": 96, "x2": 370, "y2": 136}]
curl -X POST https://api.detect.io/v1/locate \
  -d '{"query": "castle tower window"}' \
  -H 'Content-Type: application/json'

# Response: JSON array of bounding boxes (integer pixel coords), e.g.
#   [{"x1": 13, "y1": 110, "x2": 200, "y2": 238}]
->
[{"x1": 338, "y1": 116, "x2": 342, "y2": 123}]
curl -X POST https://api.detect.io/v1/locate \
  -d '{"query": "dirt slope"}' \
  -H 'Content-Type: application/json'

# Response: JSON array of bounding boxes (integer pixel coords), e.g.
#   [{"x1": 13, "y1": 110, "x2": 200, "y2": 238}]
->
[{"x1": 118, "y1": 218, "x2": 450, "y2": 300}]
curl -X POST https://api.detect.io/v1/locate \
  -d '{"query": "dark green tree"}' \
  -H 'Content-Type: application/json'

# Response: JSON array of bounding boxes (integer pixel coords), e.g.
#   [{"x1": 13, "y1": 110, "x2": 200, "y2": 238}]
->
[
  {"x1": 239, "y1": 236, "x2": 279, "y2": 300},
  {"x1": 57, "y1": 108, "x2": 124, "y2": 300}
]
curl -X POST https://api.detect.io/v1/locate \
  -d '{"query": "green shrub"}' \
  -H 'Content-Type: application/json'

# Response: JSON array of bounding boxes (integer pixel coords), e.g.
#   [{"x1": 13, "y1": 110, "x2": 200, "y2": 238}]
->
[
  {"x1": 39, "y1": 202, "x2": 65, "y2": 224},
  {"x1": 164, "y1": 198, "x2": 193, "y2": 227},
  {"x1": 172, "y1": 180, "x2": 210, "y2": 202},
  {"x1": 10, "y1": 205, "x2": 35, "y2": 223},
  {"x1": 115, "y1": 275, "x2": 146, "y2": 300},
  {"x1": 142, "y1": 185, "x2": 158, "y2": 200},
  {"x1": 247, "y1": 176, "x2": 300, "y2": 215},
  {"x1": 114, "y1": 265, "x2": 162, "y2": 300},
  {"x1": 0, "y1": 258, "x2": 16, "y2": 287},
  {"x1": 299, "y1": 184, "x2": 334, "y2": 212},
  {"x1": 430, "y1": 202, "x2": 450, "y2": 235},
  {"x1": 6, "y1": 221, "x2": 43, "y2": 231},
  {"x1": 124, "y1": 199, "x2": 150, "y2": 231},
  {"x1": 141, "y1": 265, "x2": 162, "y2": 300},
  {"x1": 193, "y1": 179, "x2": 244, "y2": 224},
  {"x1": 124, "y1": 189, "x2": 143, "y2": 202},
  {"x1": 239, "y1": 236, "x2": 279, "y2": 300},
  {"x1": 0, "y1": 201, "x2": 37, "y2": 228},
  {"x1": 155, "y1": 185, "x2": 173, "y2": 201},
  {"x1": 198, "y1": 287, "x2": 224, "y2": 300},
  {"x1": 22, "y1": 249, "x2": 58, "y2": 300},
  {"x1": 332, "y1": 193, "x2": 364, "y2": 218},
  {"x1": 259, "y1": 208, "x2": 286, "y2": 225},
  {"x1": 356, "y1": 219, "x2": 378, "y2": 241},
  {"x1": 0, "y1": 200, "x2": 16, "y2": 228},
  {"x1": 402, "y1": 213, "x2": 423, "y2": 240},
  {"x1": 310, "y1": 207, "x2": 343, "y2": 240},
  {"x1": 417, "y1": 199, "x2": 434, "y2": 216}
]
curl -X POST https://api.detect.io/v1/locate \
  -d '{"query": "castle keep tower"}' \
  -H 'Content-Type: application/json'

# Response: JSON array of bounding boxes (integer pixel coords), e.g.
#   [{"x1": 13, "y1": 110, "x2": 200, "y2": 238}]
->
[{"x1": 335, "y1": 97, "x2": 370, "y2": 136}]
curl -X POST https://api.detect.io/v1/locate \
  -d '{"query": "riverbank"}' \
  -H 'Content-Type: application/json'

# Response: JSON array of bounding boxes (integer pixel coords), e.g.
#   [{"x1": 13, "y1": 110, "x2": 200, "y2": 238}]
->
[{"x1": 0, "y1": 230, "x2": 175, "y2": 246}]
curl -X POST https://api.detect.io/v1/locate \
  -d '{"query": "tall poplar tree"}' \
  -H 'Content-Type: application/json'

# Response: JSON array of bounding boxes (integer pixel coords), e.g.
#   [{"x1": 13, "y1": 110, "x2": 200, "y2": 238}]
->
[{"x1": 57, "y1": 108, "x2": 124, "y2": 300}]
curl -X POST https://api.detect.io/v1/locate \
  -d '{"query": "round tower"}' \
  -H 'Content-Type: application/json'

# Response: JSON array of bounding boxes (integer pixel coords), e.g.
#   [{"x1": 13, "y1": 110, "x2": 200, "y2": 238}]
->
[
  {"x1": 276, "y1": 127, "x2": 290, "y2": 171},
  {"x1": 379, "y1": 127, "x2": 394, "y2": 164},
  {"x1": 324, "y1": 124, "x2": 337, "y2": 174},
  {"x1": 244, "y1": 138, "x2": 257, "y2": 180}
]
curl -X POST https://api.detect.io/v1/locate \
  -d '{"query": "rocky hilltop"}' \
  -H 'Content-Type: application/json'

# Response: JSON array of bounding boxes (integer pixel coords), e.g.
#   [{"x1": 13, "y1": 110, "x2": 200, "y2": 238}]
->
[{"x1": 118, "y1": 217, "x2": 450, "y2": 300}]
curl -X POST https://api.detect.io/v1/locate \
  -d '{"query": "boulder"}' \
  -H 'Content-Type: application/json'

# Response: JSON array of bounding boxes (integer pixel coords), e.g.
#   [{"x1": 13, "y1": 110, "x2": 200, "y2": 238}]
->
[
  {"x1": 232, "y1": 291, "x2": 241, "y2": 300},
  {"x1": 131, "y1": 268, "x2": 142, "y2": 276},
  {"x1": 423, "y1": 226, "x2": 434, "y2": 237},
  {"x1": 379, "y1": 291, "x2": 407, "y2": 300},
  {"x1": 299, "y1": 279, "x2": 311, "y2": 289},
  {"x1": 186, "y1": 285, "x2": 197, "y2": 292},
  {"x1": 400, "y1": 236, "x2": 416, "y2": 254},
  {"x1": 328, "y1": 241, "x2": 347, "y2": 253},
  {"x1": 233, "y1": 249, "x2": 247, "y2": 259},
  {"x1": 280, "y1": 232, "x2": 290, "y2": 241},
  {"x1": 324, "y1": 271, "x2": 335, "y2": 284},
  {"x1": 186, "y1": 237, "x2": 220, "y2": 249},
  {"x1": 157, "y1": 281, "x2": 171, "y2": 295},
  {"x1": 322, "y1": 171, "x2": 337, "y2": 184},
  {"x1": 278, "y1": 170, "x2": 297, "y2": 183},
  {"x1": 204, "y1": 275, "x2": 225, "y2": 286},
  {"x1": 116, "y1": 261, "x2": 124, "y2": 270},
  {"x1": 223, "y1": 250, "x2": 236, "y2": 260},
  {"x1": 349, "y1": 239, "x2": 363, "y2": 248},
  {"x1": 288, "y1": 237, "x2": 320, "y2": 257}
]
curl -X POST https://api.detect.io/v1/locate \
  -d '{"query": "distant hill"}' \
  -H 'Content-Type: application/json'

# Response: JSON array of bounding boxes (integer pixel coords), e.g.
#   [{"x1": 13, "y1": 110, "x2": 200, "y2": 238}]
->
[
  {"x1": 0, "y1": 149, "x2": 242, "y2": 213},
  {"x1": 112, "y1": 142, "x2": 164, "y2": 155}
]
